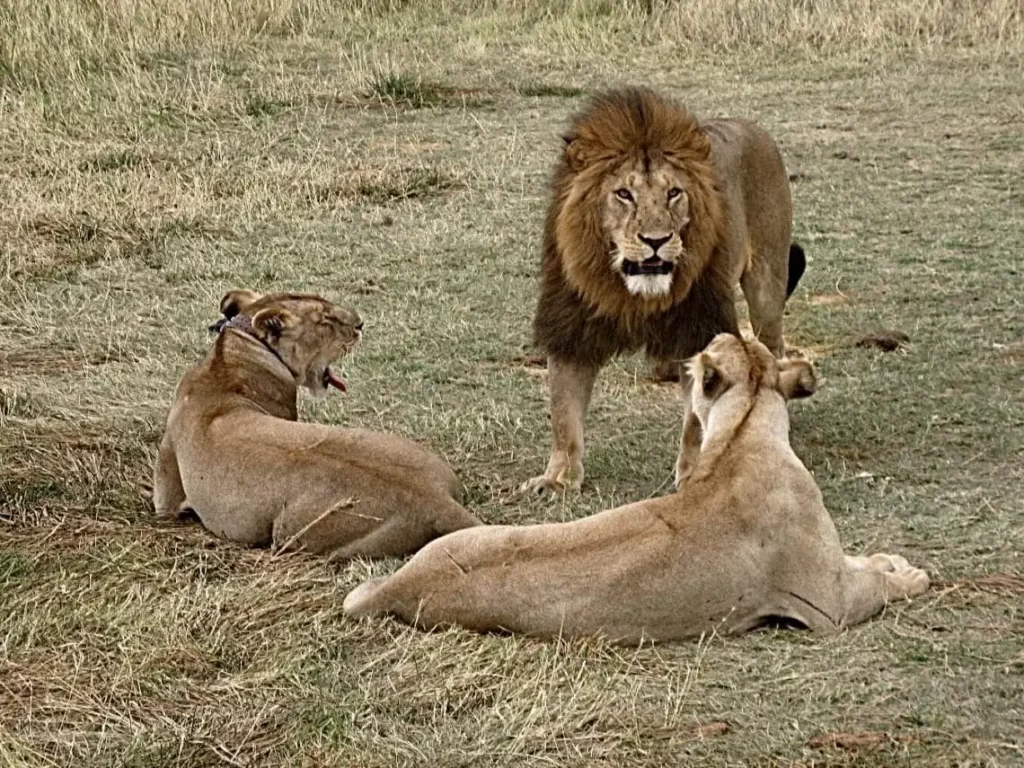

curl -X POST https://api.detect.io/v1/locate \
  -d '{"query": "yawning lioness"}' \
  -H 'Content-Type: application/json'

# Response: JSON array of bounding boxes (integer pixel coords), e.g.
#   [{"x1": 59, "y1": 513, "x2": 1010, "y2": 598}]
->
[
  {"x1": 153, "y1": 290, "x2": 481, "y2": 559},
  {"x1": 344, "y1": 335, "x2": 928, "y2": 641}
]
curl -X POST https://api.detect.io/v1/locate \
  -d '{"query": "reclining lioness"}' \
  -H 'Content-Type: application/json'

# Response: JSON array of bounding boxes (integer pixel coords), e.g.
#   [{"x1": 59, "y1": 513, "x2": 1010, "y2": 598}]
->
[
  {"x1": 344, "y1": 335, "x2": 928, "y2": 641},
  {"x1": 153, "y1": 290, "x2": 481, "y2": 559}
]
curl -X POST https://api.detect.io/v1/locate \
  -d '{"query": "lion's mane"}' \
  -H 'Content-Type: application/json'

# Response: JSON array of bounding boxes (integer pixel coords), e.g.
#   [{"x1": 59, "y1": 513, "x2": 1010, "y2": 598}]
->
[{"x1": 533, "y1": 87, "x2": 739, "y2": 367}]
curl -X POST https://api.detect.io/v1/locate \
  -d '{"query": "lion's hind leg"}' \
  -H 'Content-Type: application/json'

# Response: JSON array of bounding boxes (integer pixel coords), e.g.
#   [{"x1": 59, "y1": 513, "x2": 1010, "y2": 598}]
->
[
  {"x1": 740, "y1": 258, "x2": 788, "y2": 358},
  {"x1": 840, "y1": 553, "x2": 930, "y2": 629}
]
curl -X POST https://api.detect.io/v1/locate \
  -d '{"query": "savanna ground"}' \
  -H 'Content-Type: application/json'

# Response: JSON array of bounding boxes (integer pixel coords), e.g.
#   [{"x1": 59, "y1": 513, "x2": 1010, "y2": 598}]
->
[{"x1": 1, "y1": 1, "x2": 1022, "y2": 765}]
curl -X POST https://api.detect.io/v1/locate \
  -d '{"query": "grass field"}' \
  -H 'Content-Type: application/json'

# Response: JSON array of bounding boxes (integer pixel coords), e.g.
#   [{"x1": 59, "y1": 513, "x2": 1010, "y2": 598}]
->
[{"x1": 2, "y1": 1, "x2": 1023, "y2": 765}]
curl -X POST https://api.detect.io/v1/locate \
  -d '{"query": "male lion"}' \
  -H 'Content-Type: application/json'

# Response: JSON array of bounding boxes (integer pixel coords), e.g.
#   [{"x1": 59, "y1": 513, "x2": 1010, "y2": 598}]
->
[
  {"x1": 523, "y1": 86, "x2": 806, "y2": 493},
  {"x1": 153, "y1": 290, "x2": 481, "y2": 559},
  {"x1": 343, "y1": 335, "x2": 929, "y2": 643}
]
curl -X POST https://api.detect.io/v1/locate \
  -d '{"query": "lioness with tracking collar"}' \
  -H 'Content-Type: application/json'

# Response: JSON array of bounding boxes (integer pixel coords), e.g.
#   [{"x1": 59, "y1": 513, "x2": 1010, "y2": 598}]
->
[
  {"x1": 344, "y1": 335, "x2": 929, "y2": 642},
  {"x1": 153, "y1": 290, "x2": 481, "y2": 559}
]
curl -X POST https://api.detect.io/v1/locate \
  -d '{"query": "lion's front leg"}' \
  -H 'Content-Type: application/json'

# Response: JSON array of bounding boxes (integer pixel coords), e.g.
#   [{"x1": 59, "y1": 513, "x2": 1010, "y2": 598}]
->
[{"x1": 521, "y1": 356, "x2": 598, "y2": 494}]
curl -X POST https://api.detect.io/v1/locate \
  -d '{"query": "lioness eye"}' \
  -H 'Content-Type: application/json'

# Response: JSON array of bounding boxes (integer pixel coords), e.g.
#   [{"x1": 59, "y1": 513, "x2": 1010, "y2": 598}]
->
[
  {"x1": 614, "y1": 188, "x2": 633, "y2": 202},
  {"x1": 667, "y1": 187, "x2": 682, "y2": 201}
]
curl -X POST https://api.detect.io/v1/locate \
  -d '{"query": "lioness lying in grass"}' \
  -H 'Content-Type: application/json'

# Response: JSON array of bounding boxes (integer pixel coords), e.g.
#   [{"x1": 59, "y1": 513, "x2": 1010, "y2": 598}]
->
[
  {"x1": 344, "y1": 335, "x2": 929, "y2": 642},
  {"x1": 153, "y1": 290, "x2": 481, "y2": 559}
]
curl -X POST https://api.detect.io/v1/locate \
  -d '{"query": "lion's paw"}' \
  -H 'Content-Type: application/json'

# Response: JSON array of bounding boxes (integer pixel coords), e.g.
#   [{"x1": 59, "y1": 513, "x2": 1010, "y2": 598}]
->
[{"x1": 519, "y1": 472, "x2": 581, "y2": 496}]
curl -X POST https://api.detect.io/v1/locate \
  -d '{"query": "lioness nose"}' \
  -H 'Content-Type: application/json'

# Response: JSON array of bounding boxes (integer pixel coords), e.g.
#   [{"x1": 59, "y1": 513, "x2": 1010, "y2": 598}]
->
[{"x1": 638, "y1": 234, "x2": 671, "y2": 254}]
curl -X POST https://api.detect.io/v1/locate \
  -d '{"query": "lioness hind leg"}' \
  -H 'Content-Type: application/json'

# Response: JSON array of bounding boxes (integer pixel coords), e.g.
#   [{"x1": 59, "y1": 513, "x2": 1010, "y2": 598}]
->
[
  {"x1": 433, "y1": 500, "x2": 482, "y2": 535},
  {"x1": 324, "y1": 518, "x2": 437, "y2": 563},
  {"x1": 841, "y1": 553, "x2": 930, "y2": 628},
  {"x1": 153, "y1": 437, "x2": 188, "y2": 518}
]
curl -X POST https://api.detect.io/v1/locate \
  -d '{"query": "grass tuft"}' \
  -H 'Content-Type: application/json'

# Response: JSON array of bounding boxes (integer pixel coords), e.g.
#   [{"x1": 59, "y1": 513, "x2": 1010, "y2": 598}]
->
[
  {"x1": 77, "y1": 149, "x2": 145, "y2": 173},
  {"x1": 307, "y1": 167, "x2": 460, "y2": 206},
  {"x1": 243, "y1": 91, "x2": 289, "y2": 117},
  {"x1": 364, "y1": 71, "x2": 495, "y2": 109},
  {"x1": 516, "y1": 81, "x2": 585, "y2": 98}
]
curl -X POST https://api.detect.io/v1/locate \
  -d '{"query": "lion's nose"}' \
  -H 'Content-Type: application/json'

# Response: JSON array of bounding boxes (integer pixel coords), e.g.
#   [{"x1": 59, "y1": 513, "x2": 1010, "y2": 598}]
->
[{"x1": 638, "y1": 234, "x2": 672, "y2": 254}]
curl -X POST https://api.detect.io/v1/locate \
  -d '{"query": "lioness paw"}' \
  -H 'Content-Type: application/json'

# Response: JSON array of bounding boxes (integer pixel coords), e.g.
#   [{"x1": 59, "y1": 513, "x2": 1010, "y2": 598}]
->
[
  {"x1": 863, "y1": 552, "x2": 930, "y2": 600},
  {"x1": 896, "y1": 567, "x2": 930, "y2": 598},
  {"x1": 869, "y1": 553, "x2": 911, "y2": 573}
]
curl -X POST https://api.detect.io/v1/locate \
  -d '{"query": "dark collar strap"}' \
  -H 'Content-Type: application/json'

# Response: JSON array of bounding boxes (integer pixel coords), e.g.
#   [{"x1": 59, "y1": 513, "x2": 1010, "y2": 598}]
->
[{"x1": 222, "y1": 315, "x2": 300, "y2": 380}]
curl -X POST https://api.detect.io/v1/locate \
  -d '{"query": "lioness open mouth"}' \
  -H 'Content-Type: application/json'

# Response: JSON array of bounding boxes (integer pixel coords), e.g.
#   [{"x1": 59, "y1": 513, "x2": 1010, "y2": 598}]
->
[
  {"x1": 621, "y1": 257, "x2": 674, "y2": 276},
  {"x1": 323, "y1": 367, "x2": 347, "y2": 392}
]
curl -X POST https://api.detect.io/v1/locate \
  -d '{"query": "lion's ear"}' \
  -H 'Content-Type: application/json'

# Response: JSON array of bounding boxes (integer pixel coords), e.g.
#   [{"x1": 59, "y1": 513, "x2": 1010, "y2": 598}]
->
[
  {"x1": 252, "y1": 306, "x2": 298, "y2": 341},
  {"x1": 563, "y1": 136, "x2": 591, "y2": 172},
  {"x1": 692, "y1": 128, "x2": 712, "y2": 161},
  {"x1": 220, "y1": 289, "x2": 263, "y2": 319},
  {"x1": 777, "y1": 358, "x2": 817, "y2": 401}
]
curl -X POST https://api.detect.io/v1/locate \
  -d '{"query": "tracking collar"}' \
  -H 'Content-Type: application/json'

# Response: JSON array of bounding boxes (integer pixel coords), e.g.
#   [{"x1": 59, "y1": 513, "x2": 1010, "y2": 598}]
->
[{"x1": 214, "y1": 314, "x2": 300, "y2": 381}]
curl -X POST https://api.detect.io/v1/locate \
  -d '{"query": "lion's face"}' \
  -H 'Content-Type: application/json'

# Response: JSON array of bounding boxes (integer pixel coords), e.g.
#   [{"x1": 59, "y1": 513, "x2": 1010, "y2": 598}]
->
[
  {"x1": 602, "y1": 157, "x2": 692, "y2": 298},
  {"x1": 217, "y1": 290, "x2": 362, "y2": 395},
  {"x1": 550, "y1": 88, "x2": 726, "y2": 319}
]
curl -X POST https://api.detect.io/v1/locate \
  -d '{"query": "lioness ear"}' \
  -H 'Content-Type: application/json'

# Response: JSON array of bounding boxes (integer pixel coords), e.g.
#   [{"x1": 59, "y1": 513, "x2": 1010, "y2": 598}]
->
[
  {"x1": 777, "y1": 359, "x2": 817, "y2": 401},
  {"x1": 252, "y1": 306, "x2": 297, "y2": 340},
  {"x1": 220, "y1": 289, "x2": 263, "y2": 319},
  {"x1": 700, "y1": 353, "x2": 722, "y2": 396},
  {"x1": 675, "y1": 409, "x2": 704, "y2": 486}
]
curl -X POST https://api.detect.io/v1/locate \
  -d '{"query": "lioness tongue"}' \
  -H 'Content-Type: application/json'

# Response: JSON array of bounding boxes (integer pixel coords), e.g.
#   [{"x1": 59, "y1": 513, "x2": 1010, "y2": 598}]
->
[{"x1": 325, "y1": 367, "x2": 347, "y2": 392}]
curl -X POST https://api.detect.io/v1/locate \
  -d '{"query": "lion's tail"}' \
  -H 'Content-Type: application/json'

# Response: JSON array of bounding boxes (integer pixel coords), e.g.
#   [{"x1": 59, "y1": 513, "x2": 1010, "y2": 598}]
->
[{"x1": 786, "y1": 243, "x2": 806, "y2": 299}]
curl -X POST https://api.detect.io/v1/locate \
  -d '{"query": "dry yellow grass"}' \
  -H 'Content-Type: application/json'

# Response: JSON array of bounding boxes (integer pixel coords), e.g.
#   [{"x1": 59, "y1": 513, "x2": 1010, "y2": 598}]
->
[
  {"x1": 2, "y1": 0, "x2": 1022, "y2": 88},
  {"x1": 2, "y1": 1, "x2": 1022, "y2": 766}
]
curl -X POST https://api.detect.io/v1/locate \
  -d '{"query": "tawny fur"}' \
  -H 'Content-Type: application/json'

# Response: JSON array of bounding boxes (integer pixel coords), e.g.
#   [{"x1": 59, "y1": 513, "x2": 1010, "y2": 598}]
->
[
  {"x1": 525, "y1": 87, "x2": 805, "y2": 493},
  {"x1": 345, "y1": 336, "x2": 929, "y2": 643},
  {"x1": 152, "y1": 290, "x2": 481, "y2": 559}
]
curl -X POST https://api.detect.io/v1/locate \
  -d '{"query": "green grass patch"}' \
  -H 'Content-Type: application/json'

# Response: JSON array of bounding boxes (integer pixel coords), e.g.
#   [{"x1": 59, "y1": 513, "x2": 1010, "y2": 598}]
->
[
  {"x1": 364, "y1": 71, "x2": 494, "y2": 109},
  {"x1": 516, "y1": 80, "x2": 585, "y2": 98}
]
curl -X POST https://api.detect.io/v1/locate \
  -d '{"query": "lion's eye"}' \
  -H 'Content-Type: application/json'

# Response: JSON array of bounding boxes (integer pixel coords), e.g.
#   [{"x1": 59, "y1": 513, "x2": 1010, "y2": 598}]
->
[
  {"x1": 614, "y1": 188, "x2": 633, "y2": 202},
  {"x1": 667, "y1": 187, "x2": 682, "y2": 201}
]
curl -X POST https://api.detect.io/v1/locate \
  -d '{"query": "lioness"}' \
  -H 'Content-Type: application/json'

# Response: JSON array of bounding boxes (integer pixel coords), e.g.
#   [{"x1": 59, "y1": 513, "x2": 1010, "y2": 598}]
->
[
  {"x1": 344, "y1": 335, "x2": 929, "y2": 642},
  {"x1": 523, "y1": 87, "x2": 805, "y2": 493},
  {"x1": 153, "y1": 290, "x2": 481, "y2": 558}
]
